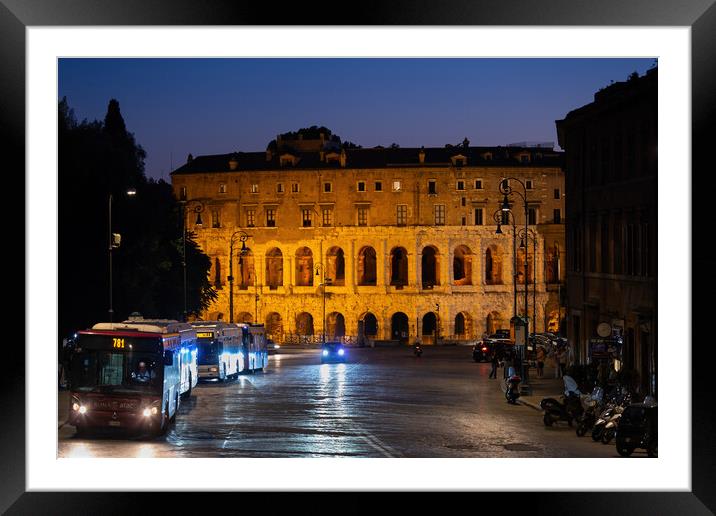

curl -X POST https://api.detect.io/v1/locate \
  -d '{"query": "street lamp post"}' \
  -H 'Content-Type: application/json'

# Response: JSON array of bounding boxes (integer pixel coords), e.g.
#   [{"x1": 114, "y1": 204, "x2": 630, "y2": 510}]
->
[
  {"x1": 314, "y1": 264, "x2": 331, "y2": 343},
  {"x1": 228, "y1": 230, "x2": 250, "y2": 323},
  {"x1": 108, "y1": 188, "x2": 136, "y2": 322},
  {"x1": 180, "y1": 199, "x2": 205, "y2": 322},
  {"x1": 499, "y1": 177, "x2": 533, "y2": 389},
  {"x1": 494, "y1": 209, "x2": 518, "y2": 321},
  {"x1": 518, "y1": 227, "x2": 538, "y2": 354}
]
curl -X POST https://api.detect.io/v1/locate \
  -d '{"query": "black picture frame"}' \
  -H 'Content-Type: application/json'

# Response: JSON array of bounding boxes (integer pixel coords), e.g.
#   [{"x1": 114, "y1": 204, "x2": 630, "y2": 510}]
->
[{"x1": 3, "y1": 0, "x2": 714, "y2": 513}]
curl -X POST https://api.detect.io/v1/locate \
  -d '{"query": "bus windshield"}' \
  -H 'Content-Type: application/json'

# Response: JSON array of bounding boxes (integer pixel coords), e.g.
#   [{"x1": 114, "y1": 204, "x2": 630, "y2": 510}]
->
[
  {"x1": 71, "y1": 350, "x2": 162, "y2": 394},
  {"x1": 197, "y1": 340, "x2": 222, "y2": 365}
]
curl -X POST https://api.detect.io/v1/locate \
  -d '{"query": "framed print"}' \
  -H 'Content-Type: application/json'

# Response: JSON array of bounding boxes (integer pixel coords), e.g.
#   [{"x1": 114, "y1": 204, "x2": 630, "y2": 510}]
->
[{"x1": 3, "y1": 0, "x2": 715, "y2": 512}]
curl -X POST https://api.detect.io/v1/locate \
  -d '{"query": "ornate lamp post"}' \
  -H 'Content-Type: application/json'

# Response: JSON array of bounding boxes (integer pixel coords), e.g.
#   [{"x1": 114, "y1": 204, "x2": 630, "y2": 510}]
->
[
  {"x1": 498, "y1": 177, "x2": 534, "y2": 388},
  {"x1": 518, "y1": 227, "x2": 538, "y2": 353},
  {"x1": 228, "y1": 230, "x2": 250, "y2": 323},
  {"x1": 493, "y1": 208, "x2": 518, "y2": 320},
  {"x1": 314, "y1": 263, "x2": 331, "y2": 343},
  {"x1": 180, "y1": 199, "x2": 205, "y2": 322},
  {"x1": 108, "y1": 188, "x2": 136, "y2": 322}
]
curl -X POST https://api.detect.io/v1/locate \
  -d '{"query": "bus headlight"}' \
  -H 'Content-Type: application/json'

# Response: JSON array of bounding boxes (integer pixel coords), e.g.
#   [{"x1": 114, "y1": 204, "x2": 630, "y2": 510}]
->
[
  {"x1": 78, "y1": 405, "x2": 87, "y2": 414},
  {"x1": 322, "y1": 350, "x2": 329, "y2": 356},
  {"x1": 209, "y1": 367, "x2": 218, "y2": 372},
  {"x1": 143, "y1": 408, "x2": 151, "y2": 417},
  {"x1": 338, "y1": 349, "x2": 345, "y2": 356}
]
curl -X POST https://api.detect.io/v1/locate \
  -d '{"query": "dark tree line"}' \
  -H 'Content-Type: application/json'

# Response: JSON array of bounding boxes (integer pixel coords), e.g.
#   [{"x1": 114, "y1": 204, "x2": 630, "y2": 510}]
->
[{"x1": 58, "y1": 98, "x2": 216, "y2": 344}]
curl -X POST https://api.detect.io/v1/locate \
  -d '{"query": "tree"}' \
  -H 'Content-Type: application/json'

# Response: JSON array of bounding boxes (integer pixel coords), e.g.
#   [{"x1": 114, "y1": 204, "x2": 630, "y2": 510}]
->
[{"x1": 59, "y1": 98, "x2": 215, "y2": 344}]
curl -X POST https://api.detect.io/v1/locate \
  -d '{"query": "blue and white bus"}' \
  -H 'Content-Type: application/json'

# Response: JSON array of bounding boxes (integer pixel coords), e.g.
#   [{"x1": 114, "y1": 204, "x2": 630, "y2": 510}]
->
[
  {"x1": 239, "y1": 323, "x2": 269, "y2": 372},
  {"x1": 190, "y1": 321, "x2": 242, "y2": 381}
]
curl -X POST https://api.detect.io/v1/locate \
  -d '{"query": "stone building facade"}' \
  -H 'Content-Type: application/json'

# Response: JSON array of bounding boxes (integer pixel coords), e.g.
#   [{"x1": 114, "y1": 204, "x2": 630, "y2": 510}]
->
[
  {"x1": 171, "y1": 134, "x2": 565, "y2": 345},
  {"x1": 556, "y1": 68, "x2": 657, "y2": 396}
]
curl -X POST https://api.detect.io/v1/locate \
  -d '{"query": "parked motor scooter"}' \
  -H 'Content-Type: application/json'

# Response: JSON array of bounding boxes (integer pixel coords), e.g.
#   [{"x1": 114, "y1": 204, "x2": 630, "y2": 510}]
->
[
  {"x1": 505, "y1": 368, "x2": 521, "y2": 404},
  {"x1": 575, "y1": 386, "x2": 604, "y2": 437},
  {"x1": 592, "y1": 390, "x2": 632, "y2": 442},
  {"x1": 541, "y1": 375, "x2": 583, "y2": 426},
  {"x1": 615, "y1": 397, "x2": 657, "y2": 457}
]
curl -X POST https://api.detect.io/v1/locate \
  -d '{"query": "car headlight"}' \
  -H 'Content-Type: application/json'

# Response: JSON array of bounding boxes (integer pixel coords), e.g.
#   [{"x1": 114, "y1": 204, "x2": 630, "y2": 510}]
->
[
  {"x1": 78, "y1": 405, "x2": 87, "y2": 414},
  {"x1": 72, "y1": 403, "x2": 80, "y2": 412},
  {"x1": 143, "y1": 408, "x2": 151, "y2": 417},
  {"x1": 322, "y1": 350, "x2": 329, "y2": 356}
]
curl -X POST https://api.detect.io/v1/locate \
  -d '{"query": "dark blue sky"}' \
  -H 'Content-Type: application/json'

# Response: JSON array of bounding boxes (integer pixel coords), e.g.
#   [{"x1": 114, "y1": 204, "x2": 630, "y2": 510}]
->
[{"x1": 59, "y1": 58, "x2": 655, "y2": 181}]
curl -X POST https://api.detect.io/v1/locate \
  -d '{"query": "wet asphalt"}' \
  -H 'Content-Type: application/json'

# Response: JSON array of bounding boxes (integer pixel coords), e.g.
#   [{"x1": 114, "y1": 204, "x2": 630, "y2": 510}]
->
[{"x1": 58, "y1": 347, "x2": 623, "y2": 458}]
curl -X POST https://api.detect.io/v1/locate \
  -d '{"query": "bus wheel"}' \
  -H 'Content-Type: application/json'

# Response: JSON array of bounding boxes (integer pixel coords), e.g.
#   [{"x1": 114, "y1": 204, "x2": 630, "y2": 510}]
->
[
  {"x1": 186, "y1": 373, "x2": 192, "y2": 398},
  {"x1": 170, "y1": 394, "x2": 178, "y2": 423},
  {"x1": 156, "y1": 404, "x2": 169, "y2": 436}
]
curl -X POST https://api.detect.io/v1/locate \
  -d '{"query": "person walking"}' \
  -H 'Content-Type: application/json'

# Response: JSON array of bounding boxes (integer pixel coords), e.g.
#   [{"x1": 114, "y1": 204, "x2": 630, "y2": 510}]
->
[
  {"x1": 503, "y1": 349, "x2": 514, "y2": 380},
  {"x1": 536, "y1": 345, "x2": 546, "y2": 378},
  {"x1": 553, "y1": 346, "x2": 562, "y2": 379},
  {"x1": 489, "y1": 350, "x2": 499, "y2": 379},
  {"x1": 558, "y1": 346, "x2": 568, "y2": 378}
]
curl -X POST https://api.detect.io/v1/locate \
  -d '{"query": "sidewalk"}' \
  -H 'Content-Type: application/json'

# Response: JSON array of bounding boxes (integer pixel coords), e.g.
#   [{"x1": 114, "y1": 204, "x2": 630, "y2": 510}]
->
[
  {"x1": 58, "y1": 389, "x2": 70, "y2": 428},
  {"x1": 499, "y1": 364, "x2": 566, "y2": 412}
]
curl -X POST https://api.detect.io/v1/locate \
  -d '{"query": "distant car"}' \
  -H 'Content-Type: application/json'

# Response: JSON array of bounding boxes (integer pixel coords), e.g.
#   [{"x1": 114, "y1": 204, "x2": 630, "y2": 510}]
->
[
  {"x1": 267, "y1": 339, "x2": 280, "y2": 355},
  {"x1": 491, "y1": 329, "x2": 511, "y2": 339},
  {"x1": 320, "y1": 341, "x2": 347, "y2": 363}
]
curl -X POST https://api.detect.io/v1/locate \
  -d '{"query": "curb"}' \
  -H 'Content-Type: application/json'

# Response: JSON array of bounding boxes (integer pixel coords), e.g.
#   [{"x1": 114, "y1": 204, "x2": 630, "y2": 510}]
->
[{"x1": 498, "y1": 378, "x2": 544, "y2": 412}]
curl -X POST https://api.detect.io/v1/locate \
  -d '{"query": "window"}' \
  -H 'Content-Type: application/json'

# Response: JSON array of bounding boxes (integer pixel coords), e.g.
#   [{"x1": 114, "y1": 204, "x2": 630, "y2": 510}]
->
[
  {"x1": 375, "y1": 181, "x2": 383, "y2": 192},
  {"x1": 457, "y1": 180, "x2": 465, "y2": 191},
  {"x1": 528, "y1": 208, "x2": 537, "y2": 225},
  {"x1": 322, "y1": 208, "x2": 333, "y2": 227},
  {"x1": 291, "y1": 183, "x2": 300, "y2": 193},
  {"x1": 554, "y1": 188, "x2": 560, "y2": 200},
  {"x1": 526, "y1": 180, "x2": 533, "y2": 190},
  {"x1": 428, "y1": 180, "x2": 437, "y2": 195},
  {"x1": 357, "y1": 181, "x2": 366, "y2": 192},
  {"x1": 324, "y1": 182, "x2": 332, "y2": 193},
  {"x1": 277, "y1": 183, "x2": 284, "y2": 194},
  {"x1": 461, "y1": 216, "x2": 467, "y2": 226},
  {"x1": 553, "y1": 209, "x2": 561, "y2": 224},
  {"x1": 434, "y1": 205, "x2": 446, "y2": 226},
  {"x1": 250, "y1": 184, "x2": 259, "y2": 194},
  {"x1": 211, "y1": 210, "x2": 220, "y2": 228},
  {"x1": 266, "y1": 209, "x2": 276, "y2": 227},
  {"x1": 461, "y1": 197, "x2": 466, "y2": 207},
  {"x1": 392, "y1": 180, "x2": 402, "y2": 192},
  {"x1": 396, "y1": 205, "x2": 407, "y2": 226},
  {"x1": 501, "y1": 179, "x2": 509, "y2": 190},
  {"x1": 246, "y1": 209, "x2": 256, "y2": 228},
  {"x1": 180, "y1": 186, "x2": 187, "y2": 200},
  {"x1": 475, "y1": 179, "x2": 483, "y2": 190},
  {"x1": 474, "y1": 208, "x2": 484, "y2": 225},
  {"x1": 302, "y1": 209, "x2": 312, "y2": 227},
  {"x1": 455, "y1": 158, "x2": 464, "y2": 167},
  {"x1": 357, "y1": 207, "x2": 369, "y2": 226},
  {"x1": 219, "y1": 183, "x2": 227, "y2": 194}
]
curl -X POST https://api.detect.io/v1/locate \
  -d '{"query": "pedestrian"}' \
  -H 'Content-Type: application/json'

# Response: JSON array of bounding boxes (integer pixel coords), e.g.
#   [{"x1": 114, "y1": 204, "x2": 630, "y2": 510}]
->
[
  {"x1": 503, "y1": 349, "x2": 514, "y2": 379},
  {"x1": 559, "y1": 346, "x2": 568, "y2": 378},
  {"x1": 553, "y1": 346, "x2": 562, "y2": 378},
  {"x1": 489, "y1": 350, "x2": 499, "y2": 379},
  {"x1": 536, "y1": 345, "x2": 546, "y2": 378}
]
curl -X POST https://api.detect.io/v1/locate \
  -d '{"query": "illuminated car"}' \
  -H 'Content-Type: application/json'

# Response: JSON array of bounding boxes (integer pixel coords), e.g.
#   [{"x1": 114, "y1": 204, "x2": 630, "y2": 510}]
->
[
  {"x1": 267, "y1": 339, "x2": 280, "y2": 355},
  {"x1": 320, "y1": 342, "x2": 347, "y2": 363}
]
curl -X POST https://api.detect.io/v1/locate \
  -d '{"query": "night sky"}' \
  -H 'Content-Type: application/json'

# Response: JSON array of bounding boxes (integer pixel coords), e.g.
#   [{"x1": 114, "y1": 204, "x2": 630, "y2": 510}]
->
[{"x1": 58, "y1": 58, "x2": 655, "y2": 181}]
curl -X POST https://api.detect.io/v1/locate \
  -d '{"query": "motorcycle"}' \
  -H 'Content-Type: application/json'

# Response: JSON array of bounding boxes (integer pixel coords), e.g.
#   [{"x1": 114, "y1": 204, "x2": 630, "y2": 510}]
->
[
  {"x1": 541, "y1": 375, "x2": 583, "y2": 426},
  {"x1": 575, "y1": 386, "x2": 604, "y2": 437},
  {"x1": 413, "y1": 343, "x2": 423, "y2": 357},
  {"x1": 615, "y1": 397, "x2": 657, "y2": 457},
  {"x1": 592, "y1": 389, "x2": 632, "y2": 442},
  {"x1": 505, "y1": 370, "x2": 521, "y2": 404}
]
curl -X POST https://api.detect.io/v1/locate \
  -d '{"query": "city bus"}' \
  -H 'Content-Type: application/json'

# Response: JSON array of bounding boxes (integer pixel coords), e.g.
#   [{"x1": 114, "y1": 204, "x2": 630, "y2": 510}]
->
[
  {"x1": 239, "y1": 323, "x2": 269, "y2": 372},
  {"x1": 67, "y1": 318, "x2": 196, "y2": 436},
  {"x1": 190, "y1": 321, "x2": 242, "y2": 381}
]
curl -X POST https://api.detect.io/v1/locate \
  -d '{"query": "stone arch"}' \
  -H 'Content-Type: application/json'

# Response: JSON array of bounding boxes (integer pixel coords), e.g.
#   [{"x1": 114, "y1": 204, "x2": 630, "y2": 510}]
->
[
  {"x1": 390, "y1": 246, "x2": 409, "y2": 286},
  {"x1": 236, "y1": 312, "x2": 253, "y2": 324},
  {"x1": 421, "y1": 245, "x2": 440, "y2": 288},
  {"x1": 326, "y1": 246, "x2": 346, "y2": 286},
  {"x1": 326, "y1": 312, "x2": 346, "y2": 338},
  {"x1": 357, "y1": 246, "x2": 377, "y2": 286},
  {"x1": 391, "y1": 312, "x2": 409, "y2": 343},
  {"x1": 454, "y1": 311, "x2": 473, "y2": 339},
  {"x1": 265, "y1": 312, "x2": 283, "y2": 340},
  {"x1": 485, "y1": 245, "x2": 504, "y2": 285},
  {"x1": 422, "y1": 312, "x2": 439, "y2": 342},
  {"x1": 238, "y1": 248, "x2": 255, "y2": 289},
  {"x1": 486, "y1": 311, "x2": 505, "y2": 335},
  {"x1": 265, "y1": 247, "x2": 284, "y2": 289},
  {"x1": 453, "y1": 245, "x2": 473, "y2": 285},
  {"x1": 360, "y1": 312, "x2": 379, "y2": 337},
  {"x1": 295, "y1": 312, "x2": 314, "y2": 336},
  {"x1": 545, "y1": 242, "x2": 561, "y2": 284},
  {"x1": 295, "y1": 247, "x2": 314, "y2": 286},
  {"x1": 516, "y1": 247, "x2": 534, "y2": 284}
]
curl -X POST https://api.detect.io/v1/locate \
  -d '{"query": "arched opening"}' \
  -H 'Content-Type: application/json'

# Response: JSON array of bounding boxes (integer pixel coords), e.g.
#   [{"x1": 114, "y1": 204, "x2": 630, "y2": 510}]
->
[
  {"x1": 422, "y1": 312, "x2": 439, "y2": 343},
  {"x1": 265, "y1": 248, "x2": 284, "y2": 289},
  {"x1": 295, "y1": 247, "x2": 314, "y2": 286},
  {"x1": 391, "y1": 312, "x2": 409, "y2": 343},
  {"x1": 516, "y1": 247, "x2": 534, "y2": 284},
  {"x1": 453, "y1": 245, "x2": 473, "y2": 285},
  {"x1": 390, "y1": 246, "x2": 409, "y2": 287},
  {"x1": 358, "y1": 246, "x2": 377, "y2": 286},
  {"x1": 236, "y1": 312, "x2": 253, "y2": 324},
  {"x1": 421, "y1": 246, "x2": 440, "y2": 289},
  {"x1": 485, "y1": 245, "x2": 503, "y2": 285},
  {"x1": 454, "y1": 312, "x2": 473, "y2": 340},
  {"x1": 545, "y1": 243, "x2": 560, "y2": 284},
  {"x1": 486, "y1": 311, "x2": 504, "y2": 335},
  {"x1": 326, "y1": 312, "x2": 346, "y2": 338},
  {"x1": 295, "y1": 312, "x2": 314, "y2": 336},
  {"x1": 265, "y1": 312, "x2": 283, "y2": 341},
  {"x1": 326, "y1": 247, "x2": 346, "y2": 286},
  {"x1": 238, "y1": 248, "x2": 255, "y2": 290},
  {"x1": 361, "y1": 312, "x2": 378, "y2": 337}
]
